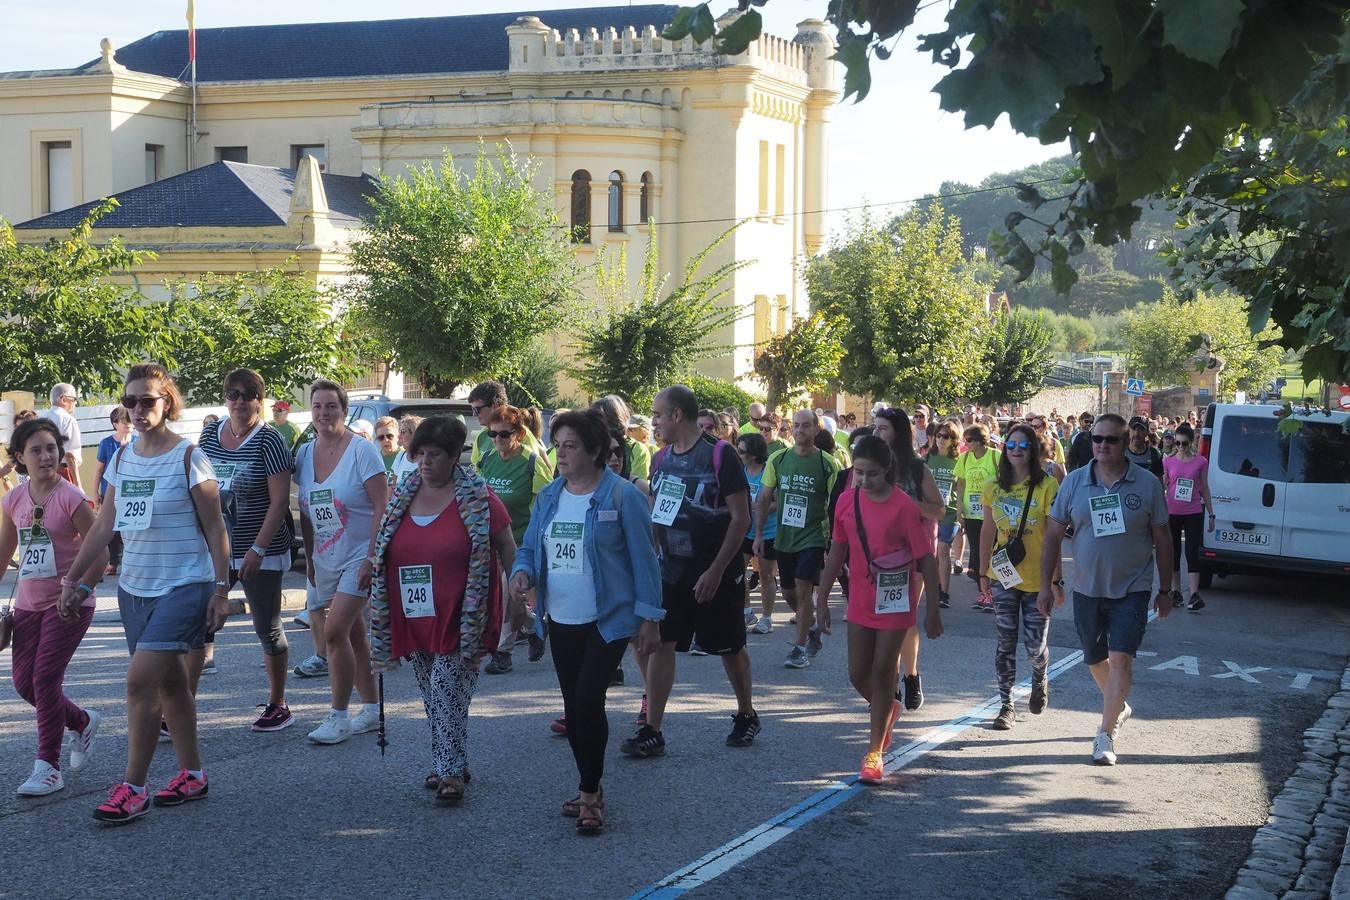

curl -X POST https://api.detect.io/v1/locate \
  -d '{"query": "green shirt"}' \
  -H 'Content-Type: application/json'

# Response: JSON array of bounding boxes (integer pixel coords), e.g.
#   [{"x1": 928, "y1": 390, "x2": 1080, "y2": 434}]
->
[
  {"x1": 761, "y1": 447, "x2": 841, "y2": 553},
  {"x1": 273, "y1": 420, "x2": 300, "y2": 450},
  {"x1": 925, "y1": 453, "x2": 959, "y2": 526},
  {"x1": 626, "y1": 439, "x2": 651, "y2": 480},
  {"x1": 479, "y1": 447, "x2": 553, "y2": 543}
]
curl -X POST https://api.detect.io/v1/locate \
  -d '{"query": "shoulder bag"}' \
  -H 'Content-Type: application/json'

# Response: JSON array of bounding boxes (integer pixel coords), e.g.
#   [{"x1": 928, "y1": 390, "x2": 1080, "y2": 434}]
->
[{"x1": 853, "y1": 487, "x2": 914, "y2": 579}]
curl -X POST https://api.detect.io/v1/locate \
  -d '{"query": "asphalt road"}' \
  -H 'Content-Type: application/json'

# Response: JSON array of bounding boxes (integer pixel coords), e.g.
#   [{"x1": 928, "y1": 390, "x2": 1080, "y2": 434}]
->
[{"x1": 0, "y1": 559, "x2": 1345, "y2": 899}]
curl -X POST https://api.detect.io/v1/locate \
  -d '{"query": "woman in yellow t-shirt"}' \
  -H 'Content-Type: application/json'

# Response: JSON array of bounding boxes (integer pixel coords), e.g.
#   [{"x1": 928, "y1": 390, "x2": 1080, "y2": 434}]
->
[
  {"x1": 977, "y1": 422, "x2": 1063, "y2": 731},
  {"x1": 952, "y1": 424, "x2": 1000, "y2": 598}
]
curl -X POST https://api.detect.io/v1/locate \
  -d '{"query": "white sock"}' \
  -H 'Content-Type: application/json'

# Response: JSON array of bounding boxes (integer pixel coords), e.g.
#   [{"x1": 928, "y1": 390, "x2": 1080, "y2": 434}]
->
[
  {"x1": 125, "y1": 782, "x2": 146, "y2": 795},
  {"x1": 331, "y1": 708, "x2": 350, "y2": 721},
  {"x1": 186, "y1": 769, "x2": 204, "y2": 780}
]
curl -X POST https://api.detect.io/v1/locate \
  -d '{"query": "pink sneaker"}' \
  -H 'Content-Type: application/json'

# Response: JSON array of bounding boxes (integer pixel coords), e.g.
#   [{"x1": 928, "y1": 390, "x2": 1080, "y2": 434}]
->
[
  {"x1": 94, "y1": 783, "x2": 150, "y2": 824},
  {"x1": 549, "y1": 717, "x2": 568, "y2": 736},
  {"x1": 153, "y1": 769, "x2": 208, "y2": 807}
]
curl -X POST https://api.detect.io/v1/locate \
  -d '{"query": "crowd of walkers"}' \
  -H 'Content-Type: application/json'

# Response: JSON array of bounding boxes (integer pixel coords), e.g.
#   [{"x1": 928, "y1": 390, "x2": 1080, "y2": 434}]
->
[{"x1": 0, "y1": 369, "x2": 1211, "y2": 829}]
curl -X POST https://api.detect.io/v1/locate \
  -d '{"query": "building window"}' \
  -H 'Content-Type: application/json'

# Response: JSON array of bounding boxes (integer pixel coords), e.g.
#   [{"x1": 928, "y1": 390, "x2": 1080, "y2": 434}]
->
[
  {"x1": 757, "y1": 141, "x2": 769, "y2": 216},
  {"x1": 774, "y1": 144, "x2": 785, "y2": 218},
  {"x1": 43, "y1": 141, "x2": 74, "y2": 213},
  {"x1": 754, "y1": 295, "x2": 771, "y2": 347},
  {"x1": 144, "y1": 144, "x2": 164, "y2": 184},
  {"x1": 291, "y1": 144, "x2": 327, "y2": 171},
  {"x1": 216, "y1": 146, "x2": 248, "y2": 164},
  {"x1": 570, "y1": 170, "x2": 592, "y2": 244},
  {"x1": 775, "y1": 295, "x2": 788, "y2": 335},
  {"x1": 639, "y1": 171, "x2": 653, "y2": 224},
  {"x1": 608, "y1": 171, "x2": 624, "y2": 232}
]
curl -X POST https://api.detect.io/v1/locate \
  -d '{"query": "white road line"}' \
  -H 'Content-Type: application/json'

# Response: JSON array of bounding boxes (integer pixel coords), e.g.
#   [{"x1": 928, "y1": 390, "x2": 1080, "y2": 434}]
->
[{"x1": 629, "y1": 608, "x2": 1167, "y2": 899}]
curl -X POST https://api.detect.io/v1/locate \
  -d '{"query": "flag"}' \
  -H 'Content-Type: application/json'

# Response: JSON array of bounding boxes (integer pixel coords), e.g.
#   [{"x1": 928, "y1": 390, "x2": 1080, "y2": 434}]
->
[{"x1": 186, "y1": 0, "x2": 196, "y2": 64}]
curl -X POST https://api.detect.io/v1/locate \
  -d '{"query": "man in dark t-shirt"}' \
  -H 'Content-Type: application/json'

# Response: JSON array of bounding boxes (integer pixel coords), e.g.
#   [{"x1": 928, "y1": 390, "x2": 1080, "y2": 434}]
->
[{"x1": 620, "y1": 384, "x2": 759, "y2": 759}]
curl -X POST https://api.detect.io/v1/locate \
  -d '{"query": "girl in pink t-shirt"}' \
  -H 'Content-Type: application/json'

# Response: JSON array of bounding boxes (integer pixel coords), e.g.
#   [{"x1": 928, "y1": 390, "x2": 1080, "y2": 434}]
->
[
  {"x1": 1162, "y1": 423, "x2": 1215, "y2": 610},
  {"x1": 0, "y1": 418, "x2": 107, "y2": 797},
  {"x1": 816, "y1": 436, "x2": 943, "y2": 786}
]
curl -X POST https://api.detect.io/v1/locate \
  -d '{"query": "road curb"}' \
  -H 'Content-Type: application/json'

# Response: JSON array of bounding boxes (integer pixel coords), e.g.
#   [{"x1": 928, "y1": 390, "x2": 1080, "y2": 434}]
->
[{"x1": 1227, "y1": 663, "x2": 1350, "y2": 899}]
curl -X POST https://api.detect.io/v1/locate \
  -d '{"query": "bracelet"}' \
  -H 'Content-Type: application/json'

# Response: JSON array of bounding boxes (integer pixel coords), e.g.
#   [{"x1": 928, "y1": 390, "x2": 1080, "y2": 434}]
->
[
  {"x1": 1052, "y1": 579, "x2": 1065, "y2": 587},
  {"x1": 214, "y1": 579, "x2": 229, "y2": 588},
  {"x1": 250, "y1": 544, "x2": 266, "y2": 557},
  {"x1": 77, "y1": 583, "x2": 94, "y2": 595}
]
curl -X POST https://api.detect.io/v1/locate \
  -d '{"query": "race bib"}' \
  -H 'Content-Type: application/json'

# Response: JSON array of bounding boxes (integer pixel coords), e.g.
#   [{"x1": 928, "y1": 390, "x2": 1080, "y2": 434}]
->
[
  {"x1": 651, "y1": 478, "x2": 685, "y2": 526},
  {"x1": 781, "y1": 493, "x2": 809, "y2": 529},
  {"x1": 398, "y1": 565, "x2": 435, "y2": 618},
  {"x1": 935, "y1": 473, "x2": 954, "y2": 505},
  {"x1": 1090, "y1": 494, "x2": 1126, "y2": 537},
  {"x1": 967, "y1": 492, "x2": 984, "y2": 517},
  {"x1": 990, "y1": 548, "x2": 1023, "y2": 589},
  {"x1": 308, "y1": 488, "x2": 340, "y2": 543},
  {"x1": 874, "y1": 569, "x2": 911, "y2": 615},
  {"x1": 115, "y1": 479, "x2": 156, "y2": 532},
  {"x1": 213, "y1": 462, "x2": 237, "y2": 493},
  {"x1": 1174, "y1": 478, "x2": 1194, "y2": 503},
  {"x1": 18, "y1": 527, "x2": 56, "y2": 579},
  {"x1": 547, "y1": 520, "x2": 584, "y2": 574}
]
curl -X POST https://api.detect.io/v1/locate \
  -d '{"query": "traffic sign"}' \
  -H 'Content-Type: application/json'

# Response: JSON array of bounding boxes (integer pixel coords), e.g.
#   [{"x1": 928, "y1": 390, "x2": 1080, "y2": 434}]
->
[{"x1": 1125, "y1": 378, "x2": 1145, "y2": 396}]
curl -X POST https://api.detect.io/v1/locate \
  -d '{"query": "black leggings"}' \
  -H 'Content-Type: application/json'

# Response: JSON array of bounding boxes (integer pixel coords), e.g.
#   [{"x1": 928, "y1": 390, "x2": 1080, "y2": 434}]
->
[
  {"x1": 1170, "y1": 512, "x2": 1204, "y2": 572},
  {"x1": 963, "y1": 517, "x2": 985, "y2": 578},
  {"x1": 207, "y1": 568, "x2": 288, "y2": 653},
  {"x1": 549, "y1": 620, "x2": 629, "y2": 794}
]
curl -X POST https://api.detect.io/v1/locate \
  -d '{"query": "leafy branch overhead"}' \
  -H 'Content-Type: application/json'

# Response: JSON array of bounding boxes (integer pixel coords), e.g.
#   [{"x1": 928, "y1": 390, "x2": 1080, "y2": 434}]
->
[
  {"x1": 666, "y1": 1, "x2": 1350, "y2": 383},
  {"x1": 753, "y1": 312, "x2": 845, "y2": 413}
]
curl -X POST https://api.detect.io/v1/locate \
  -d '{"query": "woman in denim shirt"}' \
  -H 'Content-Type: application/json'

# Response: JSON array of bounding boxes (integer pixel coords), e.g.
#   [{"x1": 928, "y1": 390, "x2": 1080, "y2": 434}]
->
[{"x1": 509, "y1": 409, "x2": 663, "y2": 835}]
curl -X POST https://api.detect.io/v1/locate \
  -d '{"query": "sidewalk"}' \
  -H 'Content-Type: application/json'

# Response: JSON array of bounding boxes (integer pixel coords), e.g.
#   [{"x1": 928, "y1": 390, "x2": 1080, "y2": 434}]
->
[{"x1": 1228, "y1": 663, "x2": 1350, "y2": 899}]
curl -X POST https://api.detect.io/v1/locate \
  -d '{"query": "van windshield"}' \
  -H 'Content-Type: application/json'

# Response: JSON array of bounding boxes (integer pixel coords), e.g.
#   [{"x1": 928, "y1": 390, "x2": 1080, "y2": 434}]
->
[
  {"x1": 1215, "y1": 414, "x2": 1288, "y2": 482},
  {"x1": 1287, "y1": 420, "x2": 1350, "y2": 484}
]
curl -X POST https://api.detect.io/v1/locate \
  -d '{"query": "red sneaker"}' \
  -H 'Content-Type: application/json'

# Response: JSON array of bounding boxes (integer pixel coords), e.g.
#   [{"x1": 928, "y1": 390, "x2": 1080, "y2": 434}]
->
[
  {"x1": 881, "y1": 699, "x2": 902, "y2": 752},
  {"x1": 549, "y1": 717, "x2": 568, "y2": 736},
  {"x1": 860, "y1": 751, "x2": 884, "y2": 785},
  {"x1": 153, "y1": 769, "x2": 208, "y2": 807},
  {"x1": 94, "y1": 783, "x2": 150, "y2": 824}
]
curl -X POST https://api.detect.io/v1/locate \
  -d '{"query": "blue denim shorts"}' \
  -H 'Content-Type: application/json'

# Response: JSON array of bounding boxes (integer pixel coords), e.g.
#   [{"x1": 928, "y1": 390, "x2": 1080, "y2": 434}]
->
[
  {"x1": 937, "y1": 522, "x2": 958, "y2": 544},
  {"x1": 1072, "y1": 591, "x2": 1150, "y2": 665},
  {"x1": 118, "y1": 581, "x2": 212, "y2": 654}
]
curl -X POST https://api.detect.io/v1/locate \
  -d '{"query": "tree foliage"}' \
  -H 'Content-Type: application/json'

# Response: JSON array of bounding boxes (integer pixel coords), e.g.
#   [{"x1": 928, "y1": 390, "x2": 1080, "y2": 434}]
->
[
  {"x1": 0, "y1": 201, "x2": 164, "y2": 395},
  {"x1": 346, "y1": 146, "x2": 577, "y2": 396},
  {"x1": 670, "y1": 0, "x2": 1350, "y2": 383},
  {"x1": 570, "y1": 224, "x2": 747, "y2": 410},
  {"x1": 753, "y1": 312, "x2": 845, "y2": 413},
  {"x1": 157, "y1": 267, "x2": 361, "y2": 406},
  {"x1": 806, "y1": 205, "x2": 989, "y2": 407},
  {"x1": 1121, "y1": 289, "x2": 1284, "y2": 399},
  {"x1": 499, "y1": 342, "x2": 565, "y2": 409},
  {"x1": 686, "y1": 373, "x2": 761, "y2": 423},
  {"x1": 970, "y1": 309, "x2": 1055, "y2": 407}
]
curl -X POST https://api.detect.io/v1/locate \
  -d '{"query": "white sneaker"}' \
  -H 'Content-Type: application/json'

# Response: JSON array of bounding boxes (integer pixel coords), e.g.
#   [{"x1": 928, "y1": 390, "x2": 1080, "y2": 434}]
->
[
  {"x1": 293, "y1": 608, "x2": 310, "y2": 629},
  {"x1": 1113, "y1": 701, "x2": 1132, "y2": 740},
  {"x1": 743, "y1": 608, "x2": 756, "y2": 628},
  {"x1": 350, "y1": 705, "x2": 380, "y2": 735},
  {"x1": 16, "y1": 760, "x2": 63, "y2": 797},
  {"x1": 68, "y1": 709, "x2": 100, "y2": 772},
  {"x1": 784, "y1": 645, "x2": 810, "y2": 669},
  {"x1": 1091, "y1": 730, "x2": 1117, "y2": 766},
  {"x1": 752, "y1": 615, "x2": 773, "y2": 635},
  {"x1": 307, "y1": 712, "x2": 352, "y2": 745}
]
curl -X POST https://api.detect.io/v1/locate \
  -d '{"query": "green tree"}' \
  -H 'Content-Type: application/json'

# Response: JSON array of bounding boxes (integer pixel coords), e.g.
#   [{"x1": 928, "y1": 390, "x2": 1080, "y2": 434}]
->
[
  {"x1": 157, "y1": 267, "x2": 362, "y2": 406},
  {"x1": 753, "y1": 312, "x2": 845, "y2": 413},
  {"x1": 499, "y1": 342, "x2": 565, "y2": 409},
  {"x1": 570, "y1": 224, "x2": 747, "y2": 410},
  {"x1": 970, "y1": 309, "x2": 1055, "y2": 407},
  {"x1": 0, "y1": 201, "x2": 164, "y2": 395},
  {"x1": 1122, "y1": 290, "x2": 1283, "y2": 399},
  {"x1": 806, "y1": 205, "x2": 988, "y2": 407},
  {"x1": 346, "y1": 146, "x2": 577, "y2": 396},
  {"x1": 686, "y1": 373, "x2": 761, "y2": 423},
  {"x1": 1057, "y1": 314, "x2": 1098, "y2": 355}
]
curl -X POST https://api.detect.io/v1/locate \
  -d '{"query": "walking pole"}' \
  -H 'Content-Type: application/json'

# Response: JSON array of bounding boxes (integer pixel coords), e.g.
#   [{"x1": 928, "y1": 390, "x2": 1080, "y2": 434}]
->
[{"x1": 377, "y1": 673, "x2": 387, "y2": 757}]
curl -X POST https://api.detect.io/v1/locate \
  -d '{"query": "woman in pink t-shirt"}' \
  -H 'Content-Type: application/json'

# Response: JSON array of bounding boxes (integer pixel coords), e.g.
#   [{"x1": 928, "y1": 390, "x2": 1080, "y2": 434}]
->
[
  {"x1": 0, "y1": 418, "x2": 107, "y2": 797},
  {"x1": 816, "y1": 436, "x2": 943, "y2": 786},
  {"x1": 1162, "y1": 423, "x2": 1215, "y2": 611}
]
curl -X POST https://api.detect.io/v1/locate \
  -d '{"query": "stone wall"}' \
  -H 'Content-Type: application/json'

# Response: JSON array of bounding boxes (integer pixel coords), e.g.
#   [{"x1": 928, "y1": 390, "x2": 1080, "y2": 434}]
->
[{"x1": 1022, "y1": 386, "x2": 1100, "y2": 417}]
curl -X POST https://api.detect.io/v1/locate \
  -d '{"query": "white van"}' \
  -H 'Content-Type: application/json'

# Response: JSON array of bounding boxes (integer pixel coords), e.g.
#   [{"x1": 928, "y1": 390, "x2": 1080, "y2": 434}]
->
[{"x1": 1198, "y1": 402, "x2": 1350, "y2": 586}]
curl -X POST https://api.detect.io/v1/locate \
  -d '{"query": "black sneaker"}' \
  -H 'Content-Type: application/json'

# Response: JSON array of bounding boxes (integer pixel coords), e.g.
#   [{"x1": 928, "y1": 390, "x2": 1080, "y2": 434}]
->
[
  {"x1": 609, "y1": 667, "x2": 624, "y2": 686},
  {"x1": 726, "y1": 712, "x2": 761, "y2": 747},
  {"x1": 619, "y1": 724, "x2": 665, "y2": 758},
  {"x1": 992, "y1": 702, "x2": 1016, "y2": 730},
  {"x1": 748, "y1": 571, "x2": 760, "y2": 592},
  {"x1": 952, "y1": 564, "x2": 964, "y2": 576},
  {"x1": 901, "y1": 674, "x2": 924, "y2": 711},
  {"x1": 1171, "y1": 590, "x2": 1184, "y2": 608},
  {"x1": 938, "y1": 590, "x2": 950, "y2": 609},
  {"x1": 806, "y1": 627, "x2": 824, "y2": 658},
  {"x1": 527, "y1": 633, "x2": 546, "y2": 663},
  {"x1": 1187, "y1": 592, "x2": 1205, "y2": 612},
  {"x1": 1029, "y1": 679, "x2": 1048, "y2": 715},
  {"x1": 483, "y1": 651, "x2": 512, "y2": 675}
]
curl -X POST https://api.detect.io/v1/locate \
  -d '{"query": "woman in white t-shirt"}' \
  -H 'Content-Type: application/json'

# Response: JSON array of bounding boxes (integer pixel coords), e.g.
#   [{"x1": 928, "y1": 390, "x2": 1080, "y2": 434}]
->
[
  {"x1": 295, "y1": 380, "x2": 389, "y2": 745},
  {"x1": 62, "y1": 362, "x2": 232, "y2": 824}
]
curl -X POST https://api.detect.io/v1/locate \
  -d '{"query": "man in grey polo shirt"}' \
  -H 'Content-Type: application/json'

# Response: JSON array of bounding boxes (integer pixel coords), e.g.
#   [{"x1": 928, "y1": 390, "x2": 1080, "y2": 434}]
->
[{"x1": 1038, "y1": 412, "x2": 1173, "y2": 765}]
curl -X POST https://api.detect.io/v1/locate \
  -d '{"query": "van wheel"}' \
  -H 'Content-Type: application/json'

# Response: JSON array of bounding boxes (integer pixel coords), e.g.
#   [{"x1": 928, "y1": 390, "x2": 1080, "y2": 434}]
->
[{"x1": 1197, "y1": 565, "x2": 1214, "y2": 590}]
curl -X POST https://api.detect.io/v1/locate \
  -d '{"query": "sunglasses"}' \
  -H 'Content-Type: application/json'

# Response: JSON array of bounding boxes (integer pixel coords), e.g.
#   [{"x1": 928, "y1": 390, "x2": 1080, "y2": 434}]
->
[
  {"x1": 1091, "y1": 434, "x2": 1123, "y2": 445},
  {"x1": 375, "y1": 433, "x2": 397, "y2": 441},
  {"x1": 487, "y1": 429, "x2": 515, "y2": 440},
  {"x1": 608, "y1": 446, "x2": 624, "y2": 459},
  {"x1": 937, "y1": 433, "x2": 955, "y2": 440},
  {"x1": 1005, "y1": 439, "x2": 1031, "y2": 450},
  {"x1": 700, "y1": 422, "x2": 716, "y2": 431},
  {"x1": 757, "y1": 425, "x2": 775, "y2": 433},
  {"x1": 224, "y1": 389, "x2": 259, "y2": 402},
  {"x1": 1031, "y1": 422, "x2": 1046, "y2": 430},
  {"x1": 470, "y1": 404, "x2": 489, "y2": 416},
  {"x1": 120, "y1": 394, "x2": 164, "y2": 411},
  {"x1": 29, "y1": 505, "x2": 46, "y2": 540},
  {"x1": 1177, "y1": 439, "x2": 1191, "y2": 447}
]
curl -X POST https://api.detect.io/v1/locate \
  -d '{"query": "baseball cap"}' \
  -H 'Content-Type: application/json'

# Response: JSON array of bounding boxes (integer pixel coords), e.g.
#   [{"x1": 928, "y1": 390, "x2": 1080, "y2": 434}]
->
[
  {"x1": 273, "y1": 400, "x2": 291, "y2": 411},
  {"x1": 1128, "y1": 416, "x2": 1147, "y2": 429}
]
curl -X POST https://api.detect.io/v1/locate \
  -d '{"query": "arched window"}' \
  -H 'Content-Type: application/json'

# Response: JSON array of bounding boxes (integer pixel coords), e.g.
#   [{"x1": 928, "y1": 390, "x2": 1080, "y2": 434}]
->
[
  {"x1": 571, "y1": 170, "x2": 591, "y2": 244},
  {"x1": 639, "y1": 171, "x2": 653, "y2": 224},
  {"x1": 608, "y1": 171, "x2": 624, "y2": 232}
]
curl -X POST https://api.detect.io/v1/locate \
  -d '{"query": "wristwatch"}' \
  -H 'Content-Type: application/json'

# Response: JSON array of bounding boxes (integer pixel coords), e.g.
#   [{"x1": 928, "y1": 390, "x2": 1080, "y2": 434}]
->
[{"x1": 1052, "y1": 579, "x2": 1065, "y2": 587}]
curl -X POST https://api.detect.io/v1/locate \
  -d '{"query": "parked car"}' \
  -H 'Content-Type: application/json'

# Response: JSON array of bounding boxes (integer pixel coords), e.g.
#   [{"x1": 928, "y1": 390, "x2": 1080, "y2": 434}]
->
[
  {"x1": 1197, "y1": 402, "x2": 1350, "y2": 586},
  {"x1": 294, "y1": 394, "x2": 481, "y2": 464}
]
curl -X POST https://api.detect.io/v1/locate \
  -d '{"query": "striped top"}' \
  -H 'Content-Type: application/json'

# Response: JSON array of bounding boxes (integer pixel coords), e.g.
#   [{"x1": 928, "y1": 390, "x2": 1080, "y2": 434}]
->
[
  {"x1": 197, "y1": 420, "x2": 293, "y2": 562},
  {"x1": 112, "y1": 439, "x2": 217, "y2": 597}
]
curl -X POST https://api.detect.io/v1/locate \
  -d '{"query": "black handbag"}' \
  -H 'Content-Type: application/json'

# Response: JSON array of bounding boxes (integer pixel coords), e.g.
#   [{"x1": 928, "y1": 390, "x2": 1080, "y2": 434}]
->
[{"x1": 995, "y1": 483, "x2": 1034, "y2": 567}]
